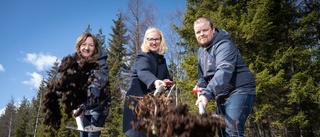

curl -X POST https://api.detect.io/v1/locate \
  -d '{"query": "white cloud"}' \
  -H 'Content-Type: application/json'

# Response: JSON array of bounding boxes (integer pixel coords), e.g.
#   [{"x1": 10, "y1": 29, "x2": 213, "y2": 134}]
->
[
  {"x1": 23, "y1": 72, "x2": 43, "y2": 90},
  {"x1": 0, "y1": 64, "x2": 4, "y2": 72},
  {"x1": 23, "y1": 53, "x2": 58, "y2": 71},
  {"x1": 0, "y1": 107, "x2": 5, "y2": 116}
]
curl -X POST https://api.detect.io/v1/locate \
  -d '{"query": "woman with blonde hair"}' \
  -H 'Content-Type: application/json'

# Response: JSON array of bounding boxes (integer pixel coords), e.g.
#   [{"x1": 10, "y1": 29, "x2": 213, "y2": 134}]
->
[
  {"x1": 140, "y1": 27, "x2": 168, "y2": 54},
  {"x1": 122, "y1": 27, "x2": 172, "y2": 137}
]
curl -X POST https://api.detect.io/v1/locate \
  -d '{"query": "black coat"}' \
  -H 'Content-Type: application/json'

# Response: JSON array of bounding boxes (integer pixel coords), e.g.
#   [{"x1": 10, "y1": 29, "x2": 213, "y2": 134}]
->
[
  {"x1": 80, "y1": 50, "x2": 110, "y2": 116},
  {"x1": 122, "y1": 51, "x2": 171, "y2": 133}
]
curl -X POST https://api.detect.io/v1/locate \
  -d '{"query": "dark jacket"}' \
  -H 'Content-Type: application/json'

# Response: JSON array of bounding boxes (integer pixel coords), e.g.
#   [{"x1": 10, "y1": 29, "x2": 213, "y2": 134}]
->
[
  {"x1": 197, "y1": 28, "x2": 256, "y2": 101},
  {"x1": 123, "y1": 51, "x2": 171, "y2": 133},
  {"x1": 81, "y1": 50, "x2": 110, "y2": 116}
]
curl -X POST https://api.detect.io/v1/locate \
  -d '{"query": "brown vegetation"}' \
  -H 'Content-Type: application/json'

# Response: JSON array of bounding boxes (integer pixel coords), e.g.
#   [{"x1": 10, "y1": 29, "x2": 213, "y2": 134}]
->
[
  {"x1": 42, "y1": 54, "x2": 99, "y2": 129},
  {"x1": 128, "y1": 93, "x2": 225, "y2": 137}
]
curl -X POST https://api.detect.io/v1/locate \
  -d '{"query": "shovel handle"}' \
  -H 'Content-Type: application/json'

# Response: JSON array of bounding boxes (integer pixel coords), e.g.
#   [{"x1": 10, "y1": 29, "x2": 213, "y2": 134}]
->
[
  {"x1": 198, "y1": 102, "x2": 205, "y2": 114},
  {"x1": 192, "y1": 89, "x2": 206, "y2": 114}
]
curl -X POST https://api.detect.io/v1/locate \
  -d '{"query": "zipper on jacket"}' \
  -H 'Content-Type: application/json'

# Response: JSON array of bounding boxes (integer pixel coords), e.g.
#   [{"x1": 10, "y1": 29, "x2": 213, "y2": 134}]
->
[{"x1": 203, "y1": 50, "x2": 207, "y2": 77}]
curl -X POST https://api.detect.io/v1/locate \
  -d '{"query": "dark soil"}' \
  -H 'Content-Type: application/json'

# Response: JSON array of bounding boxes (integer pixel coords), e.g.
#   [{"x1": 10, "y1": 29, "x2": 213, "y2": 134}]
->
[
  {"x1": 42, "y1": 54, "x2": 99, "y2": 129},
  {"x1": 129, "y1": 93, "x2": 225, "y2": 137}
]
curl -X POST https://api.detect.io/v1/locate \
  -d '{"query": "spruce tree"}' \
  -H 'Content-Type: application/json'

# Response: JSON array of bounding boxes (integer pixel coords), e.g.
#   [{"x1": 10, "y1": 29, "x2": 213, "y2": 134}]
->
[
  {"x1": 103, "y1": 10, "x2": 128, "y2": 137},
  {"x1": 0, "y1": 99, "x2": 17, "y2": 137},
  {"x1": 15, "y1": 97, "x2": 33, "y2": 137},
  {"x1": 41, "y1": 60, "x2": 60, "y2": 136},
  {"x1": 32, "y1": 80, "x2": 47, "y2": 137}
]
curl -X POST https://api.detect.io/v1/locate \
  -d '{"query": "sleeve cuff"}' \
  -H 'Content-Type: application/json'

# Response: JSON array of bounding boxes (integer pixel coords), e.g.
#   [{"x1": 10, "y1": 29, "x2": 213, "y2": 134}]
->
[
  {"x1": 197, "y1": 82, "x2": 206, "y2": 88},
  {"x1": 199, "y1": 89, "x2": 214, "y2": 101},
  {"x1": 148, "y1": 78, "x2": 158, "y2": 90}
]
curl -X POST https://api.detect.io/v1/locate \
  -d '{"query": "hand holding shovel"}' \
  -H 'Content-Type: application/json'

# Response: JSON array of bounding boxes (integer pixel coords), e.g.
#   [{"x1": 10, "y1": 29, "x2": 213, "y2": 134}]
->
[{"x1": 192, "y1": 88, "x2": 205, "y2": 114}]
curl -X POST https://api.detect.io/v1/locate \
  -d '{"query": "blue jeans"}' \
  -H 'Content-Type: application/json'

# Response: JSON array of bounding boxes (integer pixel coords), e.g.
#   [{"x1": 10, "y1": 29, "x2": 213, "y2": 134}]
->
[
  {"x1": 80, "y1": 112, "x2": 106, "y2": 137},
  {"x1": 216, "y1": 94, "x2": 255, "y2": 137},
  {"x1": 125, "y1": 129, "x2": 146, "y2": 137}
]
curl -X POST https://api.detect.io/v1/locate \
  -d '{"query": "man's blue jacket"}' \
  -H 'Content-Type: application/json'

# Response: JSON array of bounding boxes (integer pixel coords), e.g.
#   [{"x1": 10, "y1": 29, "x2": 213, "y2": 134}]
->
[{"x1": 197, "y1": 28, "x2": 256, "y2": 101}]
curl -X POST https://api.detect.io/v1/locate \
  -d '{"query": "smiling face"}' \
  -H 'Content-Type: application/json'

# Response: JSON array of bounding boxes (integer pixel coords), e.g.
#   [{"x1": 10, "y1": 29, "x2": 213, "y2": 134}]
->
[
  {"x1": 79, "y1": 36, "x2": 95, "y2": 58},
  {"x1": 146, "y1": 31, "x2": 162, "y2": 52},
  {"x1": 194, "y1": 18, "x2": 215, "y2": 47}
]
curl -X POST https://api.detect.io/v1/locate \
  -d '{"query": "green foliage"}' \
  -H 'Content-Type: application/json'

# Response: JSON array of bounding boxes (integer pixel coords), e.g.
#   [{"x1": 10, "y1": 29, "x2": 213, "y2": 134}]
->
[
  {"x1": 96, "y1": 28, "x2": 107, "y2": 50},
  {"x1": 103, "y1": 91, "x2": 126, "y2": 137},
  {"x1": 56, "y1": 103, "x2": 78, "y2": 137},
  {"x1": 34, "y1": 124, "x2": 47, "y2": 137},
  {"x1": 15, "y1": 97, "x2": 34, "y2": 137},
  {"x1": 175, "y1": 53, "x2": 199, "y2": 113},
  {"x1": 15, "y1": 116, "x2": 27, "y2": 136},
  {"x1": 43, "y1": 125, "x2": 58, "y2": 137}
]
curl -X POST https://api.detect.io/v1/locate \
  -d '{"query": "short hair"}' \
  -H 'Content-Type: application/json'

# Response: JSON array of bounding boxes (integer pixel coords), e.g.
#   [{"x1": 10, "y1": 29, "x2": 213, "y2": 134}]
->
[
  {"x1": 141, "y1": 27, "x2": 168, "y2": 55},
  {"x1": 75, "y1": 32, "x2": 101, "y2": 59},
  {"x1": 194, "y1": 17, "x2": 214, "y2": 29}
]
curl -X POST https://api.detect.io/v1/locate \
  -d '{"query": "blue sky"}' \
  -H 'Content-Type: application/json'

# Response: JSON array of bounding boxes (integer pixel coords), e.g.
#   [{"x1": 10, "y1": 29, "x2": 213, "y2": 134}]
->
[{"x1": 0, "y1": 0, "x2": 186, "y2": 114}]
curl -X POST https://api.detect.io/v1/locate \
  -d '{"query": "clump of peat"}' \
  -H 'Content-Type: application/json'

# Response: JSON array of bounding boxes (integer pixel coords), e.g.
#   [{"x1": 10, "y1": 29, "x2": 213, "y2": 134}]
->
[
  {"x1": 42, "y1": 54, "x2": 99, "y2": 129},
  {"x1": 129, "y1": 93, "x2": 225, "y2": 137}
]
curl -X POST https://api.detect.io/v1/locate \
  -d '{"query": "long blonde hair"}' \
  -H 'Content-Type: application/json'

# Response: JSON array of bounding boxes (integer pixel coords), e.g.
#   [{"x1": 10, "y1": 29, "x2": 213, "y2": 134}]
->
[
  {"x1": 141, "y1": 27, "x2": 168, "y2": 55},
  {"x1": 75, "y1": 32, "x2": 100, "y2": 59}
]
